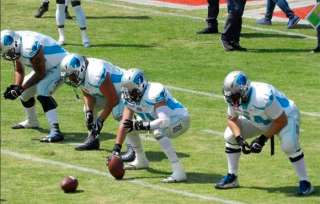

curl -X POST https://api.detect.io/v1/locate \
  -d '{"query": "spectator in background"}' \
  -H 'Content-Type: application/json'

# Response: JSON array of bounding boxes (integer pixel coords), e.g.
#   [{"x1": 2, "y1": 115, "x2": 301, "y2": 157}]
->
[
  {"x1": 221, "y1": 0, "x2": 247, "y2": 51},
  {"x1": 256, "y1": 0, "x2": 300, "y2": 29},
  {"x1": 197, "y1": 0, "x2": 220, "y2": 34},
  {"x1": 35, "y1": 0, "x2": 72, "y2": 19}
]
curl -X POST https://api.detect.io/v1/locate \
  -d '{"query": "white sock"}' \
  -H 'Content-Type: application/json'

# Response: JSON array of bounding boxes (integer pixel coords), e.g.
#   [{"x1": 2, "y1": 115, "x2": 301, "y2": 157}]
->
[
  {"x1": 25, "y1": 106, "x2": 38, "y2": 122},
  {"x1": 45, "y1": 109, "x2": 58, "y2": 128},
  {"x1": 227, "y1": 152, "x2": 240, "y2": 175},
  {"x1": 80, "y1": 29, "x2": 89, "y2": 43},
  {"x1": 126, "y1": 134, "x2": 146, "y2": 159},
  {"x1": 56, "y1": 4, "x2": 65, "y2": 26},
  {"x1": 43, "y1": 0, "x2": 49, "y2": 3},
  {"x1": 291, "y1": 157, "x2": 309, "y2": 181},
  {"x1": 73, "y1": 5, "x2": 87, "y2": 29},
  {"x1": 65, "y1": 0, "x2": 69, "y2": 6},
  {"x1": 157, "y1": 136, "x2": 179, "y2": 164}
]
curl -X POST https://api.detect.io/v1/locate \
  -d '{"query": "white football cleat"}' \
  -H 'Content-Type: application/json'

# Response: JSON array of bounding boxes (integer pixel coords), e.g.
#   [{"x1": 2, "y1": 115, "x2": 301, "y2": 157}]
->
[
  {"x1": 12, "y1": 119, "x2": 40, "y2": 129},
  {"x1": 58, "y1": 36, "x2": 65, "y2": 46},
  {"x1": 124, "y1": 156, "x2": 149, "y2": 170},
  {"x1": 81, "y1": 32, "x2": 90, "y2": 48},
  {"x1": 162, "y1": 170, "x2": 187, "y2": 183}
]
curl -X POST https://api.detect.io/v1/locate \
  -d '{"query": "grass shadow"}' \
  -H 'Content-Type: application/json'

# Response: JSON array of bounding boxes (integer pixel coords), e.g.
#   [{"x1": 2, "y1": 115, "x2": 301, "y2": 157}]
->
[
  {"x1": 65, "y1": 43, "x2": 156, "y2": 48},
  {"x1": 290, "y1": 24, "x2": 314, "y2": 29},
  {"x1": 241, "y1": 32, "x2": 305, "y2": 39},
  {"x1": 243, "y1": 185, "x2": 319, "y2": 197},
  {"x1": 248, "y1": 48, "x2": 312, "y2": 53},
  {"x1": 145, "y1": 151, "x2": 189, "y2": 162}
]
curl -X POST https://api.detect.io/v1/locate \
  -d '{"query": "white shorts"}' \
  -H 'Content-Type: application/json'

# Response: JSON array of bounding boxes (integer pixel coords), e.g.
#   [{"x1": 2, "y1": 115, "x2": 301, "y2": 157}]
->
[
  {"x1": 20, "y1": 67, "x2": 62, "y2": 101},
  {"x1": 224, "y1": 108, "x2": 301, "y2": 157},
  {"x1": 84, "y1": 95, "x2": 124, "y2": 121},
  {"x1": 153, "y1": 114, "x2": 190, "y2": 139}
]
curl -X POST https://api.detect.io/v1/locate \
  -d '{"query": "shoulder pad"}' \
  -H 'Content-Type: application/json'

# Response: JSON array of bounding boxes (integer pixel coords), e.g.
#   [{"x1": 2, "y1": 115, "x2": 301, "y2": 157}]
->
[
  {"x1": 21, "y1": 37, "x2": 41, "y2": 59},
  {"x1": 251, "y1": 82, "x2": 274, "y2": 109},
  {"x1": 144, "y1": 83, "x2": 167, "y2": 104}
]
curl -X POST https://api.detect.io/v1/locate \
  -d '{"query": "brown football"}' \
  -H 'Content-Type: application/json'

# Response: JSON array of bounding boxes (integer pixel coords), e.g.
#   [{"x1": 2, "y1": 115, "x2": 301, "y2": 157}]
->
[
  {"x1": 107, "y1": 155, "x2": 125, "y2": 179},
  {"x1": 60, "y1": 176, "x2": 78, "y2": 193}
]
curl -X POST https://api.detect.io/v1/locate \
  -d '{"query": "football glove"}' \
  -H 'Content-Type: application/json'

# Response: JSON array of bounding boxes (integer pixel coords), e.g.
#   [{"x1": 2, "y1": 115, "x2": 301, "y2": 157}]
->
[
  {"x1": 3, "y1": 84, "x2": 23, "y2": 100},
  {"x1": 250, "y1": 135, "x2": 268, "y2": 153},
  {"x1": 235, "y1": 135, "x2": 251, "y2": 154},
  {"x1": 85, "y1": 110, "x2": 94, "y2": 131},
  {"x1": 123, "y1": 119, "x2": 150, "y2": 132}
]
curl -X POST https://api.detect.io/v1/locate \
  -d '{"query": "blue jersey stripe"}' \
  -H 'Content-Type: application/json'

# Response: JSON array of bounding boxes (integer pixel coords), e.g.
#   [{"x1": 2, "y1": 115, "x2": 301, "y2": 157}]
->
[
  {"x1": 43, "y1": 45, "x2": 66, "y2": 55},
  {"x1": 111, "y1": 74, "x2": 122, "y2": 83},
  {"x1": 167, "y1": 98, "x2": 183, "y2": 110}
]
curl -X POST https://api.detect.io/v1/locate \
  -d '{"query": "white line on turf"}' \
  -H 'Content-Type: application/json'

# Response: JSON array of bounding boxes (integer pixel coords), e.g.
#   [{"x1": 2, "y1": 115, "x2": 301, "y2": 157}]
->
[
  {"x1": 166, "y1": 85, "x2": 320, "y2": 118},
  {"x1": 1, "y1": 149, "x2": 245, "y2": 204},
  {"x1": 86, "y1": 0, "x2": 316, "y2": 39}
]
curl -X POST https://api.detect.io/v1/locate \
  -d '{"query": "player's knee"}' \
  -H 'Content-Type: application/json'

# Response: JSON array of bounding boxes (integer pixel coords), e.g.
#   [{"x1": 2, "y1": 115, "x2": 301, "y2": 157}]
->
[
  {"x1": 56, "y1": 0, "x2": 66, "y2": 4},
  {"x1": 154, "y1": 129, "x2": 167, "y2": 140},
  {"x1": 37, "y1": 96, "x2": 57, "y2": 112},
  {"x1": 71, "y1": 0, "x2": 81, "y2": 7},
  {"x1": 20, "y1": 97, "x2": 35, "y2": 108},
  {"x1": 281, "y1": 141, "x2": 297, "y2": 155},
  {"x1": 224, "y1": 127, "x2": 234, "y2": 141},
  {"x1": 289, "y1": 152, "x2": 304, "y2": 163}
]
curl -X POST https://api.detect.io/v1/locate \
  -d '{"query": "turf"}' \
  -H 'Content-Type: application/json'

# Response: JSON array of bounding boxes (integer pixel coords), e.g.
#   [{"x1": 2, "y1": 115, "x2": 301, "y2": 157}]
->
[{"x1": 1, "y1": 0, "x2": 320, "y2": 203}]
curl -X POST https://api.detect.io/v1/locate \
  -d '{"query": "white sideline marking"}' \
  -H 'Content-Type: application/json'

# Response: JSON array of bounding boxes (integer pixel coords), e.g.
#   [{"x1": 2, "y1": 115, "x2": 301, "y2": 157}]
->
[
  {"x1": 201, "y1": 129, "x2": 224, "y2": 137},
  {"x1": 166, "y1": 85, "x2": 320, "y2": 118},
  {"x1": 1, "y1": 149, "x2": 245, "y2": 204},
  {"x1": 86, "y1": 0, "x2": 316, "y2": 39}
]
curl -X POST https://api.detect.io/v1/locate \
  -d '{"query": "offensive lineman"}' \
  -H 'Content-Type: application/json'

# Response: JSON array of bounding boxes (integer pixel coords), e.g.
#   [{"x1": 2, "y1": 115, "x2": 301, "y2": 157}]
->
[
  {"x1": 1, "y1": 30, "x2": 67, "y2": 142},
  {"x1": 60, "y1": 54, "x2": 135, "y2": 160},
  {"x1": 110, "y1": 69, "x2": 190, "y2": 183},
  {"x1": 215, "y1": 71, "x2": 313, "y2": 196}
]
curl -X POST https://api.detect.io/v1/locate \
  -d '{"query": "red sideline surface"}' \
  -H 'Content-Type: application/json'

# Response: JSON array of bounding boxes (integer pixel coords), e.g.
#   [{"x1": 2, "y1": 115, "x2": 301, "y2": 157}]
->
[{"x1": 273, "y1": 5, "x2": 314, "y2": 19}]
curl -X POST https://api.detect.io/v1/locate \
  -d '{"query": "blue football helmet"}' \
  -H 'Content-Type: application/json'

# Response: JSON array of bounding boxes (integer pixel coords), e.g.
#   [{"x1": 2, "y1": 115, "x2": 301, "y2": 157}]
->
[{"x1": 60, "y1": 53, "x2": 87, "y2": 87}]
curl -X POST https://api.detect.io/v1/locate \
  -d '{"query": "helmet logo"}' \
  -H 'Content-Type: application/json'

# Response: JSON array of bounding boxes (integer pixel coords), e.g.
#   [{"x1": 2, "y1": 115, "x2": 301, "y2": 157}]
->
[
  {"x1": 133, "y1": 73, "x2": 143, "y2": 85},
  {"x1": 3, "y1": 35, "x2": 13, "y2": 46},
  {"x1": 236, "y1": 74, "x2": 247, "y2": 85},
  {"x1": 70, "y1": 57, "x2": 81, "y2": 68}
]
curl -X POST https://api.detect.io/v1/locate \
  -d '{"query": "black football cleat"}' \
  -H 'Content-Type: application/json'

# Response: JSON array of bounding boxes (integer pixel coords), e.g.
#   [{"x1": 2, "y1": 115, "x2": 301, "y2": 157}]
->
[
  {"x1": 34, "y1": 2, "x2": 49, "y2": 18},
  {"x1": 312, "y1": 46, "x2": 320, "y2": 53},
  {"x1": 197, "y1": 27, "x2": 218, "y2": 34},
  {"x1": 40, "y1": 130, "x2": 64, "y2": 143},
  {"x1": 232, "y1": 42, "x2": 247, "y2": 51},
  {"x1": 75, "y1": 135, "x2": 100, "y2": 151},
  {"x1": 121, "y1": 144, "x2": 136, "y2": 162},
  {"x1": 221, "y1": 39, "x2": 235, "y2": 51}
]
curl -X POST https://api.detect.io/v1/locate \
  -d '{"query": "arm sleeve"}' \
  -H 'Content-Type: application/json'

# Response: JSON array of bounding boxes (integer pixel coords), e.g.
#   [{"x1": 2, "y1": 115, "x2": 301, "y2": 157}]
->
[
  {"x1": 265, "y1": 96, "x2": 283, "y2": 119},
  {"x1": 149, "y1": 106, "x2": 171, "y2": 130}
]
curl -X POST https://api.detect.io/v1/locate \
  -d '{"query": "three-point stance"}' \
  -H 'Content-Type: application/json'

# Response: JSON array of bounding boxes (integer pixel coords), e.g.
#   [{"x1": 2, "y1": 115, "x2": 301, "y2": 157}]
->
[{"x1": 111, "y1": 69, "x2": 190, "y2": 183}]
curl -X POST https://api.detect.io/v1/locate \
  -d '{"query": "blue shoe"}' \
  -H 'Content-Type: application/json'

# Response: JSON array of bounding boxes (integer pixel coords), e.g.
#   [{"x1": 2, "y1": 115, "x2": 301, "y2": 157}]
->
[
  {"x1": 287, "y1": 16, "x2": 300, "y2": 29},
  {"x1": 40, "y1": 130, "x2": 64, "y2": 143},
  {"x1": 256, "y1": 18, "x2": 272, "y2": 25},
  {"x1": 298, "y1": 180, "x2": 314, "y2": 196},
  {"x1": 215, "y1": 173, "x2": 239, "y2": 189}
]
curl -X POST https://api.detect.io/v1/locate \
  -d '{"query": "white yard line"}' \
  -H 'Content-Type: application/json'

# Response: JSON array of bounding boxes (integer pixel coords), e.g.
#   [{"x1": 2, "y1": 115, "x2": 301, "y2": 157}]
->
[
  {"x1": 1, "y1": 149, "x2": 245, "y2": 204},
  {"x1": 86, "y1": 0, "x2": 316, "y2": 39},
  {"x1": 166, "y1": 85, "x2": 320, "y2": 118}
]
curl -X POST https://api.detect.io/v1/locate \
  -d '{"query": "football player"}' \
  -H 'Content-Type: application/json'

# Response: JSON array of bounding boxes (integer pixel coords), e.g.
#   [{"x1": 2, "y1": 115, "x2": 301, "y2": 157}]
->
[
  {"x1": 110, "y1": 69, "x2": 190, "y2": 183},
  {"x1": 55, "y1": 0, "x2": 89, "y2": 47},
  {"x1": 34, "y1": 0, "x2": 72, "y2": 19},
  {"x1": 1, "y1": 30, "x2": 67, "y2": 142},
  {"x1": 215, "y1": 71, "x2": 314, "y2": 196},
  {"x1": 60, "y1": 54, "x2": 135, "y2": 160}
]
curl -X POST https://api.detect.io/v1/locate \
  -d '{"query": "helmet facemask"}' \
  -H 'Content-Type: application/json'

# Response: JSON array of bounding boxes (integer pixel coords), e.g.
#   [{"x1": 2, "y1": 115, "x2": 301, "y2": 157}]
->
[
  {"x1": 122, "y1": 87, "x2": 144, "y2": 104},
  {"x1": 2, "y1": 47, "x2": 20, "y2": 61},
  {"x1": 61, "y1": 54, "x2": 87, "y2": 88}
]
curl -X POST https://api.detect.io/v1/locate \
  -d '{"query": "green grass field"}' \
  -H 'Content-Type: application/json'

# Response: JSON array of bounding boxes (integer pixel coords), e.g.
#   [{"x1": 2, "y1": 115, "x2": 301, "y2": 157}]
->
[{"x1": 1, "y1": 0, "x2": 320, "y2": 203}]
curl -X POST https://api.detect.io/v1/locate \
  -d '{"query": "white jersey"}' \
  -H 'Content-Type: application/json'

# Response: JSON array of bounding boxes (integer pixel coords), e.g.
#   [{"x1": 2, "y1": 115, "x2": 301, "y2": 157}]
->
[
  {"x1": 228, "y1": 82, "x2": 296, "y2": 131},
  {"x1": 124, "y1": 82, "x2": 188, "y2": 121},
  {"x1": 16, "y1": 31, "x2": 67, "y2": 70},
  {"x1": 80, "y1": 58, "x2": 125, "y2": 97}
]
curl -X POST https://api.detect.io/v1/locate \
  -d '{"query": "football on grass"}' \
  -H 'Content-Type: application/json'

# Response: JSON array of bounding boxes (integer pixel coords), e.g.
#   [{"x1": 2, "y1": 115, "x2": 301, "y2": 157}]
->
[
  {"x1": 60, "y1": 176, "x2": 78, "y2": 193},
  {"x1": 107, "y1": 155, "x2": 125, "y2": 179}
]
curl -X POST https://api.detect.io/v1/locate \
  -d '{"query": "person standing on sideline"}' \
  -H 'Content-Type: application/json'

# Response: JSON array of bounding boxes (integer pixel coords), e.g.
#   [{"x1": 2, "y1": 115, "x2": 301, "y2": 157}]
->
[
  {"x1": 221, "y1": 0, "x2": 247, "y2": 51},
  {"x1": 312, "y1": 0, "x2": 320, "y2": 53},
  {"x1": 197, "y1": 0, "x2": 220, "y2": 34}
]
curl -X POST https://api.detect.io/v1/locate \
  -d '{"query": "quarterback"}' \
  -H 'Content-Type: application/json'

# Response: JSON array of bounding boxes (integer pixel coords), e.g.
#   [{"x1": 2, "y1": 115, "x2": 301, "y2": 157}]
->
[
  {"x1": 110, "y1": 69, "x2": 190, "y2": 183},
  {"x1": 1, "y1": 30, "x2": 67, "y2": 142},
  {"x1": 215, "y1": 71, "x2": 313, "y2": 196}
]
